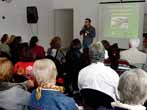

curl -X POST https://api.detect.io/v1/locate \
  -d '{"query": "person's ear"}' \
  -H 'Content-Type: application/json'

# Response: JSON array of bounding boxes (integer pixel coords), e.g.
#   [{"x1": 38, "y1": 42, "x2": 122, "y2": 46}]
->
[{"x1": 50, "y1": 73, "x2": 56, "y2": 83}]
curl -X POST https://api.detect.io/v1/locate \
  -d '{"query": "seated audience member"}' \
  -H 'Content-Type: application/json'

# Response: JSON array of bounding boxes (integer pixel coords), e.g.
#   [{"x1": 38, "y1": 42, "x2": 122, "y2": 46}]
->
[
  {"x1": 111, "y1": 69, "x2": 147, "y2": 110},
  {"x1": 11, "y1": 42, "x2": 34, "y2": 83},
  {"x1": 14, "y1": 43, "x2": 36, "y2": 84},
  {"x1": 97, "y1": 69, "x2": 147, "y2": 110},
  {"x1": 101, "y1": 40, "x2": 110, "y2": 59},
  {"x1": 19, "y1": 42, "x2": 34, "y2": 62},
  {"x1": 8, "y1": 35, "x2": 15, "y2": 60},
  {"x1": 78, "y1": 42, "x2": 119, "y2": 104},
  {"x1": 65, "y1": 39, "x2": 82, "y2": 95},
  {"x1": 47, "y1": 36, "x2": 65, "y2": 65},
  {"x1": 104, "y1": 43, "x2": 130, "y2": 75},
  {"x1": 47, "y1": 36, "x2": 65, "y2": 77},
  {"x1": 30, "y1": 59, "x2": 78, "y2": 110},
  {"x1": 0, "y1": 49, "x2": 11, "y2": 60},
  {"x1": 10, "y1": 36, "x2": 22, "y2": 64},
  {"x1": 120, "y1": 38, "x2": 147, "y2": 67},
  {"x1": 0, "y1": 57, "x2": 32, "y2": 110},
  {"x1": 29, "y1": 36, "x2": 45, "y2": 60},
  {"x1": 8, "y1": 35, "x2": 16, "y2": 46},
  {"x1": 0, "y1": 34, "x2": 11, "y2": 57},
  {"x1": 81, "y1": 41, "x2": 108, "y2": 68},
  {"x1": 14, "y1": 61, "x2": 36, "y2": 91},
  {"x1": 14, "y1": 61, "x2": 34, "y2": 81},
  {"x1": 102, "y1": 40, "x2": 111, "y2": 51}
]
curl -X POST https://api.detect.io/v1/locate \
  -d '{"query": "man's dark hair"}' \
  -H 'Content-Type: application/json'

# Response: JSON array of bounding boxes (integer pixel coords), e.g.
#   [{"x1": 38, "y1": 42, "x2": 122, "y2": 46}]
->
[
  {"x1": 70, "y1": 39, "x2": 81, "y2": 50},
  {"x1": 30, "y1": 36, "x2": 38, "y2": 48},
  {"x1": 12, "y1": 36, "x2": 22, "y2": 45},
  {"x1": 85, "y1": 18, "x2": 91, "y2": 23}
]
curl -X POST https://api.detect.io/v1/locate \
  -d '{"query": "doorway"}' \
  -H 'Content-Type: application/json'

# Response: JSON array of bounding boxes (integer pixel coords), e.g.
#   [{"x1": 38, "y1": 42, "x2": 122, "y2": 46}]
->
[{"x1": 54, "y1": 9, "x2": 73, "y2": 49}]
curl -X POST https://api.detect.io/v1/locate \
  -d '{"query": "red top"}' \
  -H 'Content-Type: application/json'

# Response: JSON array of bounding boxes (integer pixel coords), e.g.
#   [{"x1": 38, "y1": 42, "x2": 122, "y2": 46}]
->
[
  {"x1": 30, "y1": 45, "x2": 45, "y2": 59},
  {"x1": 14, "y1": 62, "x2": 34, "y2": 76},
  {"x1": 14, "y1": 61, "x2": 65, "y2": 86}
]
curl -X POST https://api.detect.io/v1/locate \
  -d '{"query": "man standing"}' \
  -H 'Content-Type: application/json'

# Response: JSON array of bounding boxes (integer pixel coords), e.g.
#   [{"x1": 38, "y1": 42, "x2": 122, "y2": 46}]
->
[{"x1": 80, "y1": 18, "x2": 96, "y2": 49}]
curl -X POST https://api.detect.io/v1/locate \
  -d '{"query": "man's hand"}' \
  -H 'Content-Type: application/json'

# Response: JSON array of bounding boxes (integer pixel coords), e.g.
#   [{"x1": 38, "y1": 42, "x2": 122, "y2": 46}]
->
[{"x1": 80, "y1": 26, "x2": 86, "y2": 36}]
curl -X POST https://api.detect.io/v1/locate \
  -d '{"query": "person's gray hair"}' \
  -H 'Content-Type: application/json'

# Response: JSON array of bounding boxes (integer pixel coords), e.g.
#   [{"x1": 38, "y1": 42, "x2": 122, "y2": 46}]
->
[
  {"x1": 118, "y1": 69, "x2": 147, "y2": 105},
  {"x1": 33, "y1": 59, "x2": 57, "y2": 85},
  {"x1": 129, "y1": 38, "x2": 140, "y2": 48},
  {"x1": 89, "y1": 41, "x2": 105, "y2": 63}
]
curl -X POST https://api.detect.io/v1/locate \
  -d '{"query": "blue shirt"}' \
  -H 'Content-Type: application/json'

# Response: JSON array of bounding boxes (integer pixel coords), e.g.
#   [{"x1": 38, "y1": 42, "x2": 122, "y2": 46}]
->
[
  {"x1": 80, "y1": 26, "x2": 96, "y2": 49},
  {"x1": 30, "y1": 89, "x2": 79, "y2": 110}
]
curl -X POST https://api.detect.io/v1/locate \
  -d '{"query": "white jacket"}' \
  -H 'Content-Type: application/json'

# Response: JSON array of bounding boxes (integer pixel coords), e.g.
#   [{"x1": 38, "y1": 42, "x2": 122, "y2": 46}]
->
[
  {"x1": 78, "y1": 62, "x2": 119, "y2": 101},
  {"x1": 120, "y1": 48, "x2": 147, "y2": 66}
]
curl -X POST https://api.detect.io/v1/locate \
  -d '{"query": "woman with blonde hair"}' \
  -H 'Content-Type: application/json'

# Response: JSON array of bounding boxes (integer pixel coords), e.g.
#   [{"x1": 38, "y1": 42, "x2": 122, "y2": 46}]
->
[
  {"x1": 0, "y1": 57, "x2": 13, "y2": 81},
  {"x1": 30, "y1": 59, "x2": 78, "y2": 110},
  {"x1": 0, "y1": 57, "x2": 32, "y2": 110}
]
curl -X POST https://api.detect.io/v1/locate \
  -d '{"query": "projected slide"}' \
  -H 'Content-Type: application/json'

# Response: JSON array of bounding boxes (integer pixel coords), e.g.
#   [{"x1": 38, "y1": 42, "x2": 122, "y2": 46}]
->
[
  {"x1": 100, "y1": 3, "x2": 142, "y2": 38},
  {"x1": 111, "y1": 17, "x2": 128, "y2": 29}
]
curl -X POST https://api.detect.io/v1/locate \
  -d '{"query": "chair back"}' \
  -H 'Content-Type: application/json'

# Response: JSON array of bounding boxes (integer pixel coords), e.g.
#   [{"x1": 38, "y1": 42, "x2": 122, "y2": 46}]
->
[{"x1": 80, "y1": 89, "x2": 114, "y2": 110}]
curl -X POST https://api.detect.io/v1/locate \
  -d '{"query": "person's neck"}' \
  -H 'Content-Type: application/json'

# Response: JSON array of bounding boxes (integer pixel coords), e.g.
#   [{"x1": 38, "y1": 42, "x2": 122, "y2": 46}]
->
[{"x1": 39, "y1": 83, "x2": 64, "y2": 93}]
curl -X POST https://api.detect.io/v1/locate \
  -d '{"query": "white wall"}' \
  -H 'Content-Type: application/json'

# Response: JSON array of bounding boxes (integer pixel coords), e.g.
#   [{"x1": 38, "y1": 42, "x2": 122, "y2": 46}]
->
[
  {"x1": 53, "y1": 0, "x2": 81, "y2": 41},
  {"x1": 53, "y1": 0, "x2": 78, "y2": 9},
  {"x1": 54, "y1": 9, "x2": 73, "y2": 48},
  {"x1": 54, "y1": 0, "x2": 146, "y2": 49},
  {"x1": 145, "y1": 1, "x2": 147, "y2": 13},
  {"x1": 53, "y1": 0, "x2": 123, "y2": 42},
  {"x1": 53, "y1": 0, "x2": 120, "y2": 43},
  {"x1": 0, "y1": 0, "x2": 54, "y2": 50},
  {"x1": 0, "y1": 0, "x2": 146, "y2": 49}
]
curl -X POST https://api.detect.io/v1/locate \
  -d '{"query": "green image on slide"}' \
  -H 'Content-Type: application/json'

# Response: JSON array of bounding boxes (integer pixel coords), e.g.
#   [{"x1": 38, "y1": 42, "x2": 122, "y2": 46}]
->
[{"x1": 104, "y1": 4, "x2": 139, "y2": 38}]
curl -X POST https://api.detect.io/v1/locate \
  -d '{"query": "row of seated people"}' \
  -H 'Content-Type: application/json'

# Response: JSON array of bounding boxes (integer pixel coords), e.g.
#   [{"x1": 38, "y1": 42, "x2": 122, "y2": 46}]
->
[
  {"x1": 0, "y1": 34, "x2": 146, "y2": 71},
  {"x1": 65, "y1": 38, "x2": 147, "y2": 96},
  {"x1": 0, "y1": 57, "x2": 147, "y2": 110},
  {"x1": 1, "y1": 33, "x2": 146, "y2": 75},
  {"x1": 0, "y1": 34, "x2": 45, "y2": 64},
  {"x1": 78, "y1": 40, "x2": 147, "y2": 110},
  {"x1": 0, "y1": 33, "x2": 147, "y2": 109},
  {"x1": 102, "y1": 39, "x2": 147, "y2": 71},
  {"x1": 0, "y1": 34, "x2": 147, "y2": 96},
  {"x1": 3, "y1": 38, "x2": 129, "y2": 95}
]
